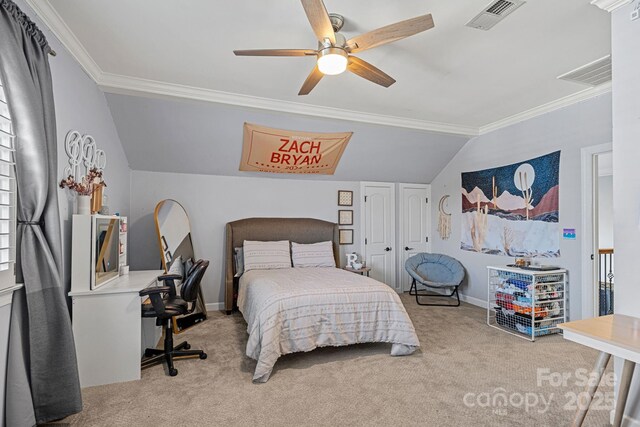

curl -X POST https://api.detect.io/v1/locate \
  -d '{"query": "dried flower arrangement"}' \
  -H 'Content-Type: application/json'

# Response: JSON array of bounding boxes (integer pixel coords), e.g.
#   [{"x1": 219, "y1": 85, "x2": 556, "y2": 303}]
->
[{"x1": 59, "y1": 167, "x2": 106, "y2": 196}]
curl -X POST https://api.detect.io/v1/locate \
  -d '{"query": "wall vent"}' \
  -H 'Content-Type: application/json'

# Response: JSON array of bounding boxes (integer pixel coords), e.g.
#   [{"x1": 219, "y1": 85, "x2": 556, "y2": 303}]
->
[
  {"x1": 465, "y1": 0, "x2": 526, "y2": 31},
  {"x1": 557, "y1": 55, "x2": 612, "y2": 87}
]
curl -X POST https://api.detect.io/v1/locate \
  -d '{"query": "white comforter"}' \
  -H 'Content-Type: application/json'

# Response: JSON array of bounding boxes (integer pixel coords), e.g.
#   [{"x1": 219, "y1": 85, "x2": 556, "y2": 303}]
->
[{"x1": 238, "y1": 267, "x2": 420, "y2": 382}]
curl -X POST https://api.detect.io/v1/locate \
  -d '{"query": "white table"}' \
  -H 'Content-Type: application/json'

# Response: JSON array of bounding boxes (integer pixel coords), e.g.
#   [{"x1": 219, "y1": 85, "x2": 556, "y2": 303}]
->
[
  {"x1": 69, "y1": 270, "x2": 163, "y2": 387},
  {"x1": 559, "y1": 315, "x2": 640, "y2": 427}
]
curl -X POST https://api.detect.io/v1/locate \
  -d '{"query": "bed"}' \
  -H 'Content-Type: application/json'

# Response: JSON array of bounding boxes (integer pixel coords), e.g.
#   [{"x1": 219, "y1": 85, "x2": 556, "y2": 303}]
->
[{"x1": 225, "y1": 217, "x2": 420, "y2": 382}]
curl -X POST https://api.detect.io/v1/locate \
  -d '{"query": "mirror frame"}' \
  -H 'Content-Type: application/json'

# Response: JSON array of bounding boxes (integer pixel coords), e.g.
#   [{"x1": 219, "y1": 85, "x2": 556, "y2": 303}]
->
[{"x1": 154, "y1": 199, "x2": 208, "y2": 332}]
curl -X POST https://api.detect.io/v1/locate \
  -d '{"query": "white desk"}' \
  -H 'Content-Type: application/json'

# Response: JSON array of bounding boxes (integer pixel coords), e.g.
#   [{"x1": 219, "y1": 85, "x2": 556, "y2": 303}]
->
[
  {"x1": 559, "y1": 315, "x2": 640, "y2": 427},
  {"x1": 69, "y1": 270, "x2": 164, "y2": 387}
]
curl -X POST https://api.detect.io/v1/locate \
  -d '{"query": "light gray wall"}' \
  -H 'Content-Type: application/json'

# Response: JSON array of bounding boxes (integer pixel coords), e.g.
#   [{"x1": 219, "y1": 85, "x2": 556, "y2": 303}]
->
[
  {"x1": 612, "y1": 1, "x2": 640, "y2": 421},
  {"x1": 598, "y1": 174, "x2": 613, "y2": 249},
  {"x1": 429, "y1": 93, "x2": 612, "y2": 319},
  {"x1": 105, "y1": 93, "x2": 470, "y2": 184},
  {"x1": 130, "y1": 171, "x2": 361, "y2": 306},
  {"x1": 48, "y1": 45, "x2": 131, "y2": 289}
]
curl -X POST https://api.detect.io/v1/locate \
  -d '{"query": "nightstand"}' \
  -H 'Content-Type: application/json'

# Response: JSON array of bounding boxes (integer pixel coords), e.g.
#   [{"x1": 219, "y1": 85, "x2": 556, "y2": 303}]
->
[{"x1": 343, "y1": 266, "x2": 371, "y2": 277}]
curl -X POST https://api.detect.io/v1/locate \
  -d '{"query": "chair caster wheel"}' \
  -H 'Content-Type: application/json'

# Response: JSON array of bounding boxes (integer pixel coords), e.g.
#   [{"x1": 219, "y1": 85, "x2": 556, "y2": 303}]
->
[
  {"x1": 184, "y1": 343, "x2": 191, "y2": 350},
  {"x1": 169, "y1": 368, "x2": 178, "y2": 376},
  {"x1": 199, "y1": 353, "x2": 208, "y2": 360}
]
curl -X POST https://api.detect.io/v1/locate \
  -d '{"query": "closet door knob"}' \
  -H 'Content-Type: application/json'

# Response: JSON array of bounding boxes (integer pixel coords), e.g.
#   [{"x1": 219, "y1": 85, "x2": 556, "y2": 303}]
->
[
  {"x1": 405, "y1": 247, "x2": 414, "y2": 251},
  {"x1": 384, "y1": 247, "x2": 392, "y2": 252}
]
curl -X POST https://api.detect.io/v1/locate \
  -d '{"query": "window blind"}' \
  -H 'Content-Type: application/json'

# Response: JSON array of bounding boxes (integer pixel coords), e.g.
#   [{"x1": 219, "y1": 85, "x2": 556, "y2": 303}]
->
[{"x1": 0, "y1": 76, "x2": 16, "y2": 289}]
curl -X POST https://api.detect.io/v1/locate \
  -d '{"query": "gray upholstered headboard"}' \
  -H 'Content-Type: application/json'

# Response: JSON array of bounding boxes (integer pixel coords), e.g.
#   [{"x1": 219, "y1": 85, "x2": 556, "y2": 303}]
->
[{"x1": 224, "y1": 217, "x2": 339, "y2": 313}]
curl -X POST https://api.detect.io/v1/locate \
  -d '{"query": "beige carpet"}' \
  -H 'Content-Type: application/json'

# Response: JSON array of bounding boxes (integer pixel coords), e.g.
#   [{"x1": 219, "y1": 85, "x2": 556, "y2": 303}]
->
[{"x1": 60, "y1": 294, "x2": 612, "y2": 427}]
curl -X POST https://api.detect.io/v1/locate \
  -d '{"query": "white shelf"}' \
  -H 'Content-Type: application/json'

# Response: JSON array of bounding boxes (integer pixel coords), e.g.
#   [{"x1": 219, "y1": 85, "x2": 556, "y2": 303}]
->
[
  {"x1": 486, "y1": 266, "x2": 567, "y2": 342},
  {"x1": 486, "y1": 265, "x2": 565, "y2": 275},
  {"x1": 71, "y1": 214, "x2": 128, "y2": 294}
]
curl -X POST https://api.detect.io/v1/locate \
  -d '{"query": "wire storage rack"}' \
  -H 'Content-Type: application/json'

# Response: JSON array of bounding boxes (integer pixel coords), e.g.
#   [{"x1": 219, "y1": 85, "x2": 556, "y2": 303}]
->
[{"x1": 487, "y1": 266, "x2": 567, "y2": 341}]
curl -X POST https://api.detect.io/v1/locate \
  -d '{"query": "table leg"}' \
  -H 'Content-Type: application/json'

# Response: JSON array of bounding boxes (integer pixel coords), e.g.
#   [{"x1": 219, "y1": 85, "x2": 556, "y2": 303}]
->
[
  {"x1": 572, "y1": 351, "x2": 611, "y2": 427},
  {"x1": 613, "y1": 359, "x2": 636, "y2": 427}
]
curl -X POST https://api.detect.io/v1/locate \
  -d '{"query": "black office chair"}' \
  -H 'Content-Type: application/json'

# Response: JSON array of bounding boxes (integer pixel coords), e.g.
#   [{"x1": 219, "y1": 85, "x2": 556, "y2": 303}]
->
[{"x1": 140, "y1": 259, "x2": 209, "y2": 376}]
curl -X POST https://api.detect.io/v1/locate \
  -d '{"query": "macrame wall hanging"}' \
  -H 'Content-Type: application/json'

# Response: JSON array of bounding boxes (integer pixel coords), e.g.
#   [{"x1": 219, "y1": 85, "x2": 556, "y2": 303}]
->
[{"x1": 438, "y1": 195, "x2": 451, "y2": 240}]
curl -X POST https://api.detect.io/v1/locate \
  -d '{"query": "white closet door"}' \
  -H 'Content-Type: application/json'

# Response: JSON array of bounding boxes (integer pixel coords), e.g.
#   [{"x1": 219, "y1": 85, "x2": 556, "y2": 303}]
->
[
  {"x1": 399, "y1": 184, "x2": 431, "y2": 292},
  {"x1": 362, "y1": 183, "x2": 396, "y2": 289}
]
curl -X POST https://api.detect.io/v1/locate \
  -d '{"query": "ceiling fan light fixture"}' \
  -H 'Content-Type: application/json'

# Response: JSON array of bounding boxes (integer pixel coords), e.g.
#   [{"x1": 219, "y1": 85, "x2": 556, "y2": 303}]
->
[
  {"x1": 233, "y1": 0, "x2": 435, "y2": 95},
  {"x1": 317, "y1": 48, "x2": 348, "y2": 75}
]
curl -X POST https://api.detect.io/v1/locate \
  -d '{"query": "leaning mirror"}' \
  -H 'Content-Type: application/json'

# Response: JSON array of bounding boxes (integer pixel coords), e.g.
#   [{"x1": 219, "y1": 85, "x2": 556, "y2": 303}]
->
[{"x1": 154, "y1": 199, "x2": 207, "y2": 332}]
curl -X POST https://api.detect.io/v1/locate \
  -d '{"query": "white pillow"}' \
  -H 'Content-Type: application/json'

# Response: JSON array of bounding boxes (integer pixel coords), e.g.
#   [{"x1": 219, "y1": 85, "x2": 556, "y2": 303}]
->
[
  {"x1": 234, "y1": 247, "x2": 244, "y2": 278},
  {"x1": 291, "y1": 241, "x2": 336, "y2": 268},
  {"x1": 243, "y1": 240, "x2": 291, "y2": 272}
]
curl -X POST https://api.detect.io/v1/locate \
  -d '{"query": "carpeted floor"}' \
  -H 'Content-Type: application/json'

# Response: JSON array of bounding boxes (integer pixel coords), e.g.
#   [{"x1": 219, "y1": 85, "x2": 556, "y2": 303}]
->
[{"x1": 60, "y1": 294, "x2": 612, "y2": 426}]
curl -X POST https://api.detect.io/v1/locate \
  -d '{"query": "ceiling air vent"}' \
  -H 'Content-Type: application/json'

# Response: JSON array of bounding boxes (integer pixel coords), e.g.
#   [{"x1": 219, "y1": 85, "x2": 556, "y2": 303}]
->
[
  {"x1": 465, "y1": 0, "x2": 526, "y2": 31},
  {"x1": 557, "y1": 55, "x2": 612, "y2": 87}
]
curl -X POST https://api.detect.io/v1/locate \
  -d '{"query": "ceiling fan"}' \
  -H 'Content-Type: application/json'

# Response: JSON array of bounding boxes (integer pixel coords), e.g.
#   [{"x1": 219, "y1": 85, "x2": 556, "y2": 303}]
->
[{"x1": 233, "y1": 0, "x2": 434, "y2": 95}]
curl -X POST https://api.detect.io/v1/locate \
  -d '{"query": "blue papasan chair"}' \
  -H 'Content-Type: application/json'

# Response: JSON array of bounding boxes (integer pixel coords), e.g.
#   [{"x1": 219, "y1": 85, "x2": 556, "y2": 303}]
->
[{"x1": 405, "y1": 253, "x2": 465, "y2": 307}]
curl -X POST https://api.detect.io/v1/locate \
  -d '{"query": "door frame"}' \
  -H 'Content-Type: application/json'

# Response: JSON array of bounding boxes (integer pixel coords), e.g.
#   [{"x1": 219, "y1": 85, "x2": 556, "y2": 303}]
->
[
  {"x1": 360, "y1": 181, "x2": 397, "y2": 291},
  {"x1": 398, "y1": 183, "x2": 431, "y2": 292},
  {"x1": 580, "y1": 143, "x2": 612, "y2": 320}
]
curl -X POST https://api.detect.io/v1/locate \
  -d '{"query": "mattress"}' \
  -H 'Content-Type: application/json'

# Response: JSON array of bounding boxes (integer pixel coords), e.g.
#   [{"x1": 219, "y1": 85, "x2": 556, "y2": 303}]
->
[{"x1": 238, "y1": 267, "x2": 420, "y2": 382}]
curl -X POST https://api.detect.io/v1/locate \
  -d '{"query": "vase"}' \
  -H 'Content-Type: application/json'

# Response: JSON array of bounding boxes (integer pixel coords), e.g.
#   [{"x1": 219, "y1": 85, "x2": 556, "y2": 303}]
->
[
  {"x1": 77, "y1": 195, "x2": 91, "y2": 215},
  {"x1": 91, "y1": 185, "x2": 104, "y2": 214}
]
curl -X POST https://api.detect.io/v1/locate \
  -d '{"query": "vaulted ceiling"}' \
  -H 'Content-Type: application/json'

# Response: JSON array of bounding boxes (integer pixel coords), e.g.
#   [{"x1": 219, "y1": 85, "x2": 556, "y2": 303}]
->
[
  {"x1": 28, "y1": 0, "x2": 611, "y2": 135},
  {"x1": 19, "y1": 0, "x2": 612, "y2": 183}
]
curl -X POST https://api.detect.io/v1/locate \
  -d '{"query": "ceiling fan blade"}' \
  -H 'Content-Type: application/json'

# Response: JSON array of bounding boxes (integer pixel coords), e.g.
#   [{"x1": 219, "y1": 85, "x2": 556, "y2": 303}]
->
[
  {"x1": 346, "y1": 14, "x2": 434, "y2": 53},
  {"x1": 298, "y1": 65, "x2": 324, "y2": 95},
  {"x1": 234, "y1": 49, "x2": 317, "y2": 57},
  {"x1": 301, "y1": 0, "x2": 336, "y2": 45},
  {"x1": 347, "y1": 56, "x2": 396, "y2": 88}
]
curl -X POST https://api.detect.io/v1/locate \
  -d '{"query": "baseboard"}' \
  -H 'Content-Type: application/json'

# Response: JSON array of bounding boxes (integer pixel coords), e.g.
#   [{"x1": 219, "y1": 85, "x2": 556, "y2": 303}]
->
[
  {"x1": 458, "y1": 293, "x2": 488, "y2": 309},
  {"x1": 205, "y1": 302, "x2": 225, "y2": 312},
  {"x1": 624, "y1": 415, "x2": 640, "y2": 427},
  {"x1": 610, "y1": 410, "x2": 640, "y2": 427},
  {"x1": 405, "y1": 288, "x2": 487, "y2": 309},
  {"x1": 629, "y1": 415, "x2": 640, "y2": 427}
]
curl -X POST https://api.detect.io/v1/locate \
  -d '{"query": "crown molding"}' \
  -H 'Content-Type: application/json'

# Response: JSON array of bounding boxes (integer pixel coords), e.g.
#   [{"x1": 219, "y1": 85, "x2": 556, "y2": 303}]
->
[
  {"x1": 590, "y1": 0, "x2": 632, "y2": 12},
  {"x1": 99, "y1": 73, "x2": 612, "y2": 137},
  {"x1": 24, "y1": 0, "x2": 476, "y2": 136},
  {"x1": 22, "y1": 0, "x2": 613, "y2": 138},
  {"x1": 478, "y1": 82, "x2": 612, "y2": 135},
  {"x1": 97, "y1": 73, "x2": 478, "y2": 136},
  {"x1": 24, "y1": 0, "x2": 102, "y2": 81}
]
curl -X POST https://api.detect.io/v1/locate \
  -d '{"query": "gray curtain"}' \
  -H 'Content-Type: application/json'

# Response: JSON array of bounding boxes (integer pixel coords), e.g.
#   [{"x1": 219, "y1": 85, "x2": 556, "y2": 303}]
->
[{"x1": 0, "y1": 0, "x2": 82, "y2": 424}]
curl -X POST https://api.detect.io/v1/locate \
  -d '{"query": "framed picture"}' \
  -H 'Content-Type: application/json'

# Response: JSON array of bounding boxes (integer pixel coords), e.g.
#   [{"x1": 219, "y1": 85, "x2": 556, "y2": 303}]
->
[
  {"x1": 338, "y1": 190, "x2": 353, "y2": 206},
  {"x1": 339, "y1": 229, "x2": 354, "y2": 245},
  {"x1": 338, "y1": 210, "x2": 353, "y2": 225}
]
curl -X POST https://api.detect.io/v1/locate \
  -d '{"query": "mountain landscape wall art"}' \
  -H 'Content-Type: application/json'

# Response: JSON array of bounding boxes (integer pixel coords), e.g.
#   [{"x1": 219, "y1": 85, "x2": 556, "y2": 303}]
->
[{"x1": 460, "y1": 151, "x2": 561, "y2": 257}]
